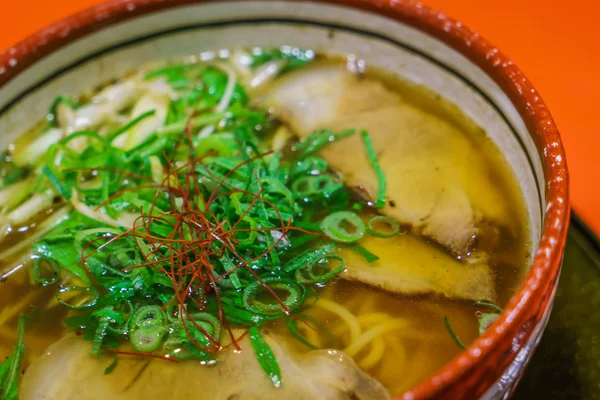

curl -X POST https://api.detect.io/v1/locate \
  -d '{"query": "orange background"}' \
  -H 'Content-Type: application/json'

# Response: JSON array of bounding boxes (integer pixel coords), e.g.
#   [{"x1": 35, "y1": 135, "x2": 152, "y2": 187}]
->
[{"x1": 2, "y1": 0, "x2": 599, "y2": 233}]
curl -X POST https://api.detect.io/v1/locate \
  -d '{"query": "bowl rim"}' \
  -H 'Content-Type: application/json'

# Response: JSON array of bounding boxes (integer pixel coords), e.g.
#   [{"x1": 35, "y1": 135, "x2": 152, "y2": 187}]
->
[{"x1": 0, "y1": 0, "x2": 570, "y2": 398}]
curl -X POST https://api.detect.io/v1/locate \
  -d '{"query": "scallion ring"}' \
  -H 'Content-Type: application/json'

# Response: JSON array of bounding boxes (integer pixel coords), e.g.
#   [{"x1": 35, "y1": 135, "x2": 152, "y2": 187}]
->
[
  {"x1": 196, "y1": 132, "x2": 239, "y2": 157},
  {"x1": 367, "y1": 216, "x2": 400, "y2": 238},
  {"x1": 130, "y1": 305, "x2": 167, "y2": 331},
  {"x1": 31, "y1": 256, "x2": 60, "y2": 286},
  {"x1": 243, "y1": 277, "x2": 304, "y2": 315},
  {"x1": 106, "y1": 301, "x2": 133, "y2": 335},
  {"x1": 129, "y1": 305, "x2": 168, "y2": 352},
  {"x1": 131, "y1": 326, "x2": 166, "y2": 352},
  {"x1": 233, "y1": 216, "x2": 258, "y2": 245},
  {"x1": 164, "y1": 319, "x2": 214, "y2": 360},
  {"x1": 320, "y1": 211, "x2": 365, "y2": 243},
  {"x1": 307, "y1": 255, "x2": 346, "y2": 283},
  {"x1": 291, "y1": 175, "x2": 343, "y2": 199},
  {"x1": 56, "y1": 286, "x2": 99, "y2": 310},
  {"x1": 478, "y1": 313, "x2": 500, "y2": 335},
  {"x1": 164, "y1": 323, "x2": 213, "y2": 361},
  {"x1": 187, "y1": 312, "x2": 220, "y2": 337}
]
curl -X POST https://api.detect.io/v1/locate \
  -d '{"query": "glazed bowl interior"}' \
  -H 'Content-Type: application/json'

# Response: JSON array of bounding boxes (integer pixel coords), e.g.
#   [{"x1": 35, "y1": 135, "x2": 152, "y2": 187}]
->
[{"x1": 0, "y1": 1, "x2": 567, "y2": 398}]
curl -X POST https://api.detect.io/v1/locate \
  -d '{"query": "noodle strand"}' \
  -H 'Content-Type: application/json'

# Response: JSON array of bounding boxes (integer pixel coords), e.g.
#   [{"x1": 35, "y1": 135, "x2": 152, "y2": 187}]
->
[
  {"x1": 344, "y1": 319, "x2": 406, "y2": 357},
  {"x1": 314, "y1": 298, "x2": 361, "y2": 343}
]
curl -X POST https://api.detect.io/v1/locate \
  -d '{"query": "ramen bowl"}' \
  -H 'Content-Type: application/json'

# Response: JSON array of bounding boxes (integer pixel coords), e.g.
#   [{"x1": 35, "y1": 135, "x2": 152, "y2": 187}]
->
[{"x1": 0, "y1": 1, "x2": 569, "y2": 399}]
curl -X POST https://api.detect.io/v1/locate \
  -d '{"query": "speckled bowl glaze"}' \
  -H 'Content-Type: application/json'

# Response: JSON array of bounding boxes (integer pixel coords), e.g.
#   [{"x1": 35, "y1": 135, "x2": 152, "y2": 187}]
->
[{"x1": 0, "y1": 1, "x2": 569, "y2": 398}]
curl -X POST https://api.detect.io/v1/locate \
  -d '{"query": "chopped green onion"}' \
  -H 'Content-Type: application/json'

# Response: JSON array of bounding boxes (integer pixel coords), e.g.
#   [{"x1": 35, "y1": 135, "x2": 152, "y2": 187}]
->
[
  {"x1": 164, "y1": 317, "x2": 215, "y2": 361},
  {"x1": 474, "y1": 301, "x2": 503, "y2": 313},
  {"x1": 233, "y1": 216, "x2": 258, "y2": 245},
  {"x1": 59, "y1": 130, "x2": 106, "y2": 149},
  {"x1": 196, "y1": 133, "x2": 239, "y2": 157},
  {"x1": 293, "y1": 128, "x2": 354, "y2": 159},
  {"x1": 283, "y1": 244, "x2": 337, "y2": 273},
  {"x1": 285, "y1": 317, "x2": 319, "y2": 350},
  {"x1": 47, "y1": 95, "x2": 77, "y2": 126},
  {"x1": 107, "y1": 110, "x2": 156, "y2": 143},
  {"x1": 41, "y1": 165, "x2": 71, "y2": 200},
  {"x1": 360, "y1": 130, "x2": 386, "y2": 209},
  {"x1": 291, "y1": 157, "x2": 329, "y2": 178},
  {"x1": 129, "y1": 306, "x2": 167, "y2": 353},
  {"x1": 220, "y1": 254, "x2": 242, "y2": 289},
  {"x1": 104, "y1": 355, "x2": 118, "y2": 375},
  {"x1": 0, "y1": 315, "x2": 26, "y2": 400},
  {"x1": 346, "y1": 243, "x2": 379, "y2": 263},
  {"x1": 249, "y1": 326, "x2": 282, "y2": 388},
  {"x1": 9, "y1": 48, "x2": 379, "y2": 372},
  {"x1": 291, "y1": 175, "x2": 343, "y2": 200},
  {"x1": 478, "y1": 313, "x2": 500, "y2": 335},
  {"x1": 130, "y1": 326, "x2": 165, "y2": 353},
  {"x1": 130, "y1": 305, "x2": 167, "y2": 330},
  {"x1": 185, "y1": 313, "x2": 220, "y2": 339},
  {"x1": 91, "y1": 317, "x2": 110, "y2": 356},
  {"x1": 320, "y1": 211, "x2": 365, "y2": 243},
  {"x1": 243, "y1": 277, "x2": 304, "y2": 315},
  {"x1": 56, "y1": 286, "x2": 99, "y2": 310},
  {"x1": 31, "y1": 256, "x2": 60, "y2": 286},
  {"x1": 444, "y1": 316, "x2": 467, "y2": 350},
  {"x1": 367, "y1": 216, "x2": 400, "y2": 238},
  {"x1": 295, "y1": 255, "x2": 345, "y2": 284}
]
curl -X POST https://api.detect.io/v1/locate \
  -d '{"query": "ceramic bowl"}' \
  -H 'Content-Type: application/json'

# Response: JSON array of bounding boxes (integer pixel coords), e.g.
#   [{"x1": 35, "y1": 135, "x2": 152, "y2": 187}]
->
[{"x1": 0, "y1": 1, "x2": 569, "y2": 398}]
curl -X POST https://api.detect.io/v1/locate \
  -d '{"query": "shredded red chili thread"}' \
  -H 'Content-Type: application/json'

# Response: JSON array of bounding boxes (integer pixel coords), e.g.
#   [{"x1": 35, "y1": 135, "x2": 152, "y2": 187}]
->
[{"x1": 74, "y1": 108, "x2": 321, "y2": 357}]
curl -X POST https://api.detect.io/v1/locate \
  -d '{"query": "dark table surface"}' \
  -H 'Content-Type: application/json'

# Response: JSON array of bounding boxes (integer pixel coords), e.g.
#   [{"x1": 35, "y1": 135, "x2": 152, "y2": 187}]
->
[{"x1": 515, "y1": 214, "x2": 600, "y2": 399}]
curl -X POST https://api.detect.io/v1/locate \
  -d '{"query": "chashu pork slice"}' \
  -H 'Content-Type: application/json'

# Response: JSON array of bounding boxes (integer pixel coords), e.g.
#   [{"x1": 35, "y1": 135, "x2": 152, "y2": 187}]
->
[
  {"x1": 262, "y1": 66, "x2": 510, "y2": 255},
  {"x1": 21, "y1": 333, "x2": 389, "y2": 400},
  {"x1": 340, "y1": 233, "x2": 496, "y2": 302}
]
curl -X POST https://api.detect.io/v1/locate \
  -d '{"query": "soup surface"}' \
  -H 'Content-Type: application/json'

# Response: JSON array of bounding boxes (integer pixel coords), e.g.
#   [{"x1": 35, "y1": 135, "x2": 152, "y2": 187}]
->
[{"x1": 0, "y1": 48, "x2": 529, "y2": 399}]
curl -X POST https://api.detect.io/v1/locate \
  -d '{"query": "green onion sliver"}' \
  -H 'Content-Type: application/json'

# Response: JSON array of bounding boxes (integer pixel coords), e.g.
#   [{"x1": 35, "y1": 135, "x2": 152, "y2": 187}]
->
[
  {"x1": 41, "y1": 165, "x2": 71, "y2": 200},
  {"x1": 104, "y1": 355, "x2": 118, "y2": 375},
  {"x1": 0, "y1": 314, "x2": 26, "y2": 400},
  {"x1": 320, "y1": 211, "x2": 365, "y2": 243},
  {"x1": 186, "y1": 312, "x2": 220, "y2": 340},
  {"x1": 295, "y1": 254, "x2": 346, "y2": 284},
  {"x1": 164, "y1": 316, "x2": 215, "y2": 360},
  {"x1": 478, "y1": 313, "x2": 500, "y2": 335},
  {"x1": 474, "y1": 301, "x2": 503, "y2": 313},
  {"x1": 291, "y1": 175, "x2": 342, "y2": 199},
  {"x1": 129, "y1": 305, "x2": 167, "y2": 352},
  {"x1": 285, "y1": 317, "x2": 318, "y2": 350},
  {"x1": 249, "y1": 326, "x2": 282, "y2": 388},
  {"x1": 130, "y1": 305, "x2": 167, "y2": 330},
  {"x1": 91, "y1": 317, "x2": 110, "y2": 356},
  {"x1": 47, "y1": 95, "x2": 78, "y2": 126},
  {"x1": 367, "y1": 216, "x2": 400, "y2": 238},
  {"x1": 360, "y1": 130, "x2": 387, "y2": 209},
  {"x1": 31, "y1": 256, "x2": 60, "y2": 286},
  {"x1": 107, "y1": 110, "x2": 156, "y2": 143},
  {"x1": 283, "y1": 243, "x2": 337, "y2": 273},
  {"x1": 242, "y1": 277, "x2": 304, "y2": 315},
  {"x1": 56, "y1": 286, "x2": 99, "y2": 310},
  {"x1": 130, "y1": 326, "x2": 165, "y2": 352},
  {"x1": 346, "y1": 243, "x2": 379, "y2": 263},
  {"x1": 444, "y1": 316, "x2": 466, "y2": 350}
]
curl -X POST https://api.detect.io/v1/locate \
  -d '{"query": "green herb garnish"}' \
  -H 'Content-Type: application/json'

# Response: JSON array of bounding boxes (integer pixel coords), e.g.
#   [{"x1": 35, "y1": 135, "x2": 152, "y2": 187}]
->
[
  {"x1": 444, "y1": 316, "x2": 467, "y2": 350},
  {"x1": 1, "y1": 50, "x2": 394, "y2": 390},
  {"x1": 360, "y1": 130, "x2": 387, "y2": 209},
  {"x1": 0, "y1": 315, "x2": 26, "y2": 400},
  {"x1": 249, "y1": 327, "x2": 282, "y2": 388},
  {"x1": 475, "y1": 301, "x2": 503, "y2": 335}
]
